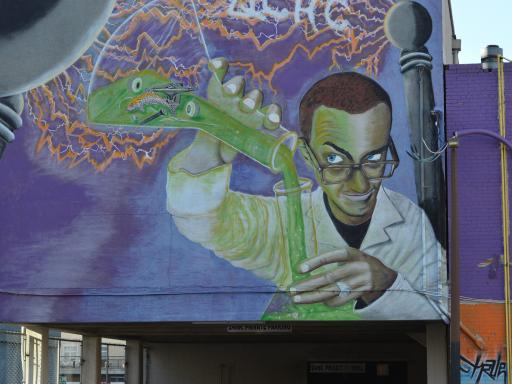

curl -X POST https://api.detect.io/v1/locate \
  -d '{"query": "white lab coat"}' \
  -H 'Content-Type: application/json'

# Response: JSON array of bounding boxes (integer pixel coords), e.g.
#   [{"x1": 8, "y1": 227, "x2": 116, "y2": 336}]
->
[{"x1": 167, "y1": 150, "x2": 448, "y2": 321}]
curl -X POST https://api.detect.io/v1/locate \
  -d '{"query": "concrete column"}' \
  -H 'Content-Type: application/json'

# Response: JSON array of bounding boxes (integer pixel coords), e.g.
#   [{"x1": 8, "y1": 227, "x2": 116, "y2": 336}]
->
[
  {"x1": 426, "y1": 323, "x2": 448, "y2": 384},
  {"x1": 39, "y1": 328, "x2": 49, "y2": 384},
  {"x1": 126, "y1": 340, "x2": 143, "y2": 384},
  {"x1": 25, "y1": 331, "x2": 36, "y2": 384},
  {"x1": 24, "y1": 326, "x2": 49, "y2": 384},
  {"x1": 81, "y1": 336, "x2": 101, "y2": 384}
]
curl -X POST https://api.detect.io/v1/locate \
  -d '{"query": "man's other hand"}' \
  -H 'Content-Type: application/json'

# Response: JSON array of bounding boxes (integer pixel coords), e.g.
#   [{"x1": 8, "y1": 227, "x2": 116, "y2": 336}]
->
[{"x1": 289, "y1": 248, "x2": 397, "y2": 307}]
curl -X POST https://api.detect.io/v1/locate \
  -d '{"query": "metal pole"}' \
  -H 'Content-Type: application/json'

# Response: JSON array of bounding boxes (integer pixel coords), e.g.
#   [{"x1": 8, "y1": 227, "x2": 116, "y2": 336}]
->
[
  {"x1": 106, "y1": 344, "x2": 109, "y2": 384},
  {"x1": 449, "y1": 137, "x2": 460, "y2": 383}
]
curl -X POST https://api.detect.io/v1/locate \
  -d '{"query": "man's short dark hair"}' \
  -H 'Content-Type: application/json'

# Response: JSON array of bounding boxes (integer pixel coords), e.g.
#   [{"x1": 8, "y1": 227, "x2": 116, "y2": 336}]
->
[{"x1": 299, "y1": 72, "x2": 392, "y2": 141}]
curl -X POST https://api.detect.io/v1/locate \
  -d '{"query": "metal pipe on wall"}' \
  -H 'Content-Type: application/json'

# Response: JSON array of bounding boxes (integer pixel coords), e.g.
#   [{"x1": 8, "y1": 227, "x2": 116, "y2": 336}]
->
[
  {"x1": 449, "y1": 125, "x2": 512, "y2": 383},
  {"x1": 448, "y1": 136, "x2": 460, "y2": 384},
  {"x1": 476, "y1": 49, "x2": 512, "y2": 382},
  {"x1": 497, "y1": 55, "x2": 512, "y2": 384}
]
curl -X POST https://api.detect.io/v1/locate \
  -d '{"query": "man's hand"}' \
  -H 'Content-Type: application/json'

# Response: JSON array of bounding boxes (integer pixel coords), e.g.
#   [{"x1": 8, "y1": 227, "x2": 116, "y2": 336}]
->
[
  {"x1": 174, "y1": 57, "x2": 282, "y2": 174},
  {"x1": 0, "y1": 95, "x2": 23, "y2": 143},
  {"x1": 0, "y1": 95, "x2": 24, "y2": 159},
  {"x1": 290, "y1": 248, "x2": 397, "y2": 307}
]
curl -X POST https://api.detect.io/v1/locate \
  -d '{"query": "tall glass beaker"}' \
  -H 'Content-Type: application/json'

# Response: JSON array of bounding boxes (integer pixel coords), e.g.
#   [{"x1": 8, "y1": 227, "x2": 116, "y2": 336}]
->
[{"x1": 274, "y1": 177, "x2": 318, "y2": 283}]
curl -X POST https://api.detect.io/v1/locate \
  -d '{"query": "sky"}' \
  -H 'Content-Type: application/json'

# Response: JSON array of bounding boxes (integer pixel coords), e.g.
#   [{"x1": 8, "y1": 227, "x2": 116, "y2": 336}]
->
[{"x1": 451, "y1": 0, "x2": 512, "y2": 63}]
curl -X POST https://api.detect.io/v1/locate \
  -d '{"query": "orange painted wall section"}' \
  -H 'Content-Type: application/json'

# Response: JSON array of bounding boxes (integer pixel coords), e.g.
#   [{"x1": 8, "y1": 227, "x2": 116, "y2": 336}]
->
[{"x1": 461, "y1": 302, "x2": 507, "y2": 383}]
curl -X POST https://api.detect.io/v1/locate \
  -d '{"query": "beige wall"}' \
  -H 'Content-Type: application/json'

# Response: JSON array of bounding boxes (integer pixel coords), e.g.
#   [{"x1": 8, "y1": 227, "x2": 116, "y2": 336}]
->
[
  {"x1": 442, "y1": 0, "x2": 457, "y2": 64},
  {"x1": 146, "y1": 341, "x2": 426, "y2": 384}
]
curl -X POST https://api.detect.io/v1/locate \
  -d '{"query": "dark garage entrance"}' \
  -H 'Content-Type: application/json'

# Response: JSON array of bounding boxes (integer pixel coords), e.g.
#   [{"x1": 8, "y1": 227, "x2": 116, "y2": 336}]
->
[{"x1": 308, "y1": 361, "x2": 407, "y2": 384}]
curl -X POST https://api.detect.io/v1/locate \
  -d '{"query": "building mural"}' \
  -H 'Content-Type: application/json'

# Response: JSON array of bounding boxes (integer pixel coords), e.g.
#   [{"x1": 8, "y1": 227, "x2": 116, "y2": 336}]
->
[{"x1": 0, "y1": 0, "x2": 447, "y2": 322}]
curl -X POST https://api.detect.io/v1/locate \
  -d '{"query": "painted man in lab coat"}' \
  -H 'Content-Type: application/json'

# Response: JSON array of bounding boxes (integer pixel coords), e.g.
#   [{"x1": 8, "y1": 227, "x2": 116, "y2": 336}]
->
[{"x1": 167, "y1": 58, "x2": 447, "y2": 321}]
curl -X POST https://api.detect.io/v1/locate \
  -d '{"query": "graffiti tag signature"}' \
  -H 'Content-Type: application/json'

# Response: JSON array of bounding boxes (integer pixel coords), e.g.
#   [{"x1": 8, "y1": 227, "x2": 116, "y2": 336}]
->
[
  {"x1": 227, "y1": 0, "x2": 351, "y2": 32},
  {"x1": 461, "y1": 354, "x2": 507, "y2": 382}
]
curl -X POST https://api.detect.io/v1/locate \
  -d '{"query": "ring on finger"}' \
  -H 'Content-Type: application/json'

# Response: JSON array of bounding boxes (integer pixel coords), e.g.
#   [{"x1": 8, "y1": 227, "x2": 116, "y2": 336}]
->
[{"x1": 336, "y1": 281, "x2": 351, "y2": 297}]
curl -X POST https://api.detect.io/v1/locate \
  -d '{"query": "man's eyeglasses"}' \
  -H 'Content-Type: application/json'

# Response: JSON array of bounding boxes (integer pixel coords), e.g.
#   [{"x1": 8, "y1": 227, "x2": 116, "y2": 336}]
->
[{"x1": 300, "y1": 138, "x2": 400, "y2": 185}]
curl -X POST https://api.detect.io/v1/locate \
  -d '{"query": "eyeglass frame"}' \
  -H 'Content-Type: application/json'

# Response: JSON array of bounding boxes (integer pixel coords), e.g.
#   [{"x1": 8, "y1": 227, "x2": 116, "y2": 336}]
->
[{"x1": 299, "y1": 136, "x2": 400, "y2": 185}]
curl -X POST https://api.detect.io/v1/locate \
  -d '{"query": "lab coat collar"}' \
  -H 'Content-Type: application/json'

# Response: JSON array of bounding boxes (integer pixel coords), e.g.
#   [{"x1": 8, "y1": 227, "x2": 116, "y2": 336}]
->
[{"x1": 312, "y1": 187, "x2": 405, "y2": 251}]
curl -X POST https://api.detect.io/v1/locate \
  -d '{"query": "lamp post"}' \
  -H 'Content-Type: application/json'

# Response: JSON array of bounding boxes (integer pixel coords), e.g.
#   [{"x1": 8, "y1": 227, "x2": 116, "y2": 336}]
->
[{"x1": 384, "y1": 0, "x2": 447, "y2": 249}]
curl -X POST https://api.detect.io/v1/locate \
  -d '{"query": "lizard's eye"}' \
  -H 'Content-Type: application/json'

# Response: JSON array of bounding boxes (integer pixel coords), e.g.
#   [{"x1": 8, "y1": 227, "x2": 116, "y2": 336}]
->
[{"x1": 130, "y1": 77, "x2": 143, "y2": 93}]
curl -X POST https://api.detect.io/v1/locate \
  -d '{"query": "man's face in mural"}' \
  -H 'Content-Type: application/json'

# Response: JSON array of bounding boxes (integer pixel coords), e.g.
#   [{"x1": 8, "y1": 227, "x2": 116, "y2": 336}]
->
[{"x1": 305, "y1": 103, "x2": 392, "y2": 225}]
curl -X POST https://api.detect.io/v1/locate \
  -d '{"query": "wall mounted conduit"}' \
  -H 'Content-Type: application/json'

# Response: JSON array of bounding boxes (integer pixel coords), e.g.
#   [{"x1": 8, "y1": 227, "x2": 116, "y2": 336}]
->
[
  {"x1": 497, "y1": 55, "x2": 511, "y2": 384},
  {"x1": 449, "y1": 55, "x2": 511, "y2": 383}
]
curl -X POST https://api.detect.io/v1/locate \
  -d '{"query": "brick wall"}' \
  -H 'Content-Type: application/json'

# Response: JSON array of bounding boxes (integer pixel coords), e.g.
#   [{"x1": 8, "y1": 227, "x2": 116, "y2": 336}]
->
[
  {"x1": 446, "y1": 63, "x2": 512, "y2": 301},
  {"x1": 445, "y1": 63, "x2": 512, "y2": 383}
]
